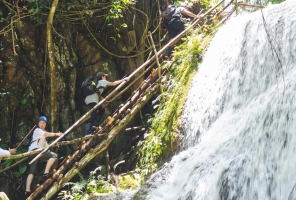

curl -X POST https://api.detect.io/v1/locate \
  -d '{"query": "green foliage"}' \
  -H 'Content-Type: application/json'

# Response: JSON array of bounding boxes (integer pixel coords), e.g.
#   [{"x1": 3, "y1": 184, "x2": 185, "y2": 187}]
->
[
  {"x1": 136, "y1": 30, "x2": 205, "y2": 175},
  {"x1": 2, "y1": 159, "x2": 12, "y2": 168},
  {"x1": 26, "y1": 0, "x2": 52, "y2": 24},
  {"x1": 118, "y1": 173, "x2": 141, "y2": 190},
  {"x1": 66, "y1": 2, "x2": 76, "y2": 10},
  {"x1": 58, "y1": 167, "x2": 112, "y2": 199},
  {"x1": 20, "y1": 97, "x2": 35, "y2": 105},
  {"x1": 199, "y1": 0, "x2": 211, "y2": 9},
  {"x1": 268, "y1": 0, "x2": 285, "y2": 3},
  {"x1": 18, "y1": 163, "x2": 27, "y2": 175},
  {"x1": 106, "y1": 0, "x2": 134, "y2": 21},
  {"x1": 0, "y1": 148, "x2": 30, "y2": 178},
  {"x1": 245, "y1": 0, "x2": 285, "y2": 4},
  {"x1": 121, "y1": 23, "x2": 128, "y2": 27},
  {"x1": 20, "y1": 98, "x2": 27, "y2": 105}
]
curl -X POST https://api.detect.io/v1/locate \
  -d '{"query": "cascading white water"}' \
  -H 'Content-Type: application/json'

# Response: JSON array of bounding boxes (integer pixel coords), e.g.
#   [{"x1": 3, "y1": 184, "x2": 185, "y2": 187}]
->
[{"x1": 135, "y1": 1, "x2": 296, "y2": 199}]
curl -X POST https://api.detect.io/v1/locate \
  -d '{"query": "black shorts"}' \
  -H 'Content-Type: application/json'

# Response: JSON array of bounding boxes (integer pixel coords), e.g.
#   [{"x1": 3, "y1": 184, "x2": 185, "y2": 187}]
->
[{"x1": 29, "y1": 150, "x2": 57, "y2": 175}]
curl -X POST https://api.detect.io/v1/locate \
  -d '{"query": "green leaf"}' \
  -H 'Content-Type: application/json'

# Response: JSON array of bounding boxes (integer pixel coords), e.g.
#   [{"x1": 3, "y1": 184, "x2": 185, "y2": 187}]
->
[
  {"x1": 28, "y1": 9, "x2": 35, "y2": 14},
  {"x1": 21, "y1": 98, "x2": 27, "y2": 105},
  {"x1": 0, "y1": 143, "x2": 8, "y2": 149},
  {"x1": 14, "y1": 171, "x2": 21, "y2": 178},
  {"x1": 3, "y1": 159, "x2": 12, "y2": 168},
  {"x1": 121, "y1": 23, "x2": 128, "y2": 28},
  {"x1": 19, "y1": 163, "x2": 27, "y2": 174}
]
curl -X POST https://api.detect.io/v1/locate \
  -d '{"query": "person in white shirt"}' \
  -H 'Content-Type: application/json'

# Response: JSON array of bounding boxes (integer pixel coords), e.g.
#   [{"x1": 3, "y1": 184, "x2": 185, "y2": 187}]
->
[
  {"x1": 0, "y1": 145, "x2": 16, "y2": 157},
  {"x1": 84, "y1": 72, "x2": 129, "y2": 135},
  {"x1": 25, "y1": 116, "x2": 62, "y2": 197}
]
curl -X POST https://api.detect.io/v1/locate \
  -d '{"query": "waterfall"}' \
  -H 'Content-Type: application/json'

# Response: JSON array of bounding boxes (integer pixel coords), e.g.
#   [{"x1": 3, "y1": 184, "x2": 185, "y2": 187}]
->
[{"x1": 135, "y1": 1, "x2": 296, "y2": 199}]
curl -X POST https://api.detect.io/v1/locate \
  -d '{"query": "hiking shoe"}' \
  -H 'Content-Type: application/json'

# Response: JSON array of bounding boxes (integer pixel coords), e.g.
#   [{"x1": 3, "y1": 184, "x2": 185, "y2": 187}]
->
[{"x1": 24, "y1": 191, "x2": 31, "y2": 199}]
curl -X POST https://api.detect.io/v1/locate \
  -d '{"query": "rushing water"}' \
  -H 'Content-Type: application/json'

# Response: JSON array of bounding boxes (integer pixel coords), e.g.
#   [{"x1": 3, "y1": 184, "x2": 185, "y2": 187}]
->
[{"x1": 135, "y1": 1, "x2": 296, "y2": 200}]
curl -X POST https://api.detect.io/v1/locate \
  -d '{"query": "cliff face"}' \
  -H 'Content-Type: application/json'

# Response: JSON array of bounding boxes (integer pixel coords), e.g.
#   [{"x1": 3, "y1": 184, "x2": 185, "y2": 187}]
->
[
  {"x1": 0, "y1": 0, "x2": 164, "y2": 145},
  {"x1": 0, "y1": 0, "x2": 171, "y2": 198}
]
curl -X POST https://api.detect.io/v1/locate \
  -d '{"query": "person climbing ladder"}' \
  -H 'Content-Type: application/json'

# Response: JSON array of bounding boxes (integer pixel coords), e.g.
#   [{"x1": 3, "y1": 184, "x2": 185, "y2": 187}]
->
[
  {"x1": 83, "y1": 72, "x2": 129, "y2": 135},
  {"x1": 165, "y1": 2, "x2": 201, "y2": 59},
  {"x1": 25, "y1": 116, "x2": 62, "y2": 198}
]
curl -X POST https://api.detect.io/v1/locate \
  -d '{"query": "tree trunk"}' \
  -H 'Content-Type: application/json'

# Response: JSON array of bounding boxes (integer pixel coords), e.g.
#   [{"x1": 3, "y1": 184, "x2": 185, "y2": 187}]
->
[{"x1": 47, "y1": 0, "x2": 59, "y2": 130}]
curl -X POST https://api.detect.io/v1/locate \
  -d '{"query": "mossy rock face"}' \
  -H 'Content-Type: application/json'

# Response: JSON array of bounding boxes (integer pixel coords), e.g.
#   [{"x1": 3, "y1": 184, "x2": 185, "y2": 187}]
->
[{"x1": 118, "y1": 173, "x2": 141, "y2": 190}]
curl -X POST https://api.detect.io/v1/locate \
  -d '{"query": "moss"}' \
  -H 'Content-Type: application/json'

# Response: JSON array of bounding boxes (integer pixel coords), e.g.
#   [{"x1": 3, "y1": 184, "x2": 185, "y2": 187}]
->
[
  {"x1": 136, "y1": 29, "x2": 214, "y2": 177},
  {"x1": 118, "y1": 173, "x2": 141, "y2": 190}
]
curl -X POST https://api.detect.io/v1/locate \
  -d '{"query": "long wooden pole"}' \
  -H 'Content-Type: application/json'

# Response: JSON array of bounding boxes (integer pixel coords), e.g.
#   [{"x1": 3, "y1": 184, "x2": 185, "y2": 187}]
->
[
  {"x1": 149, "y1": 31, "x2": 163, "y2": 93},
  {"x1": 0, "y1": 135, "x2": 93, "y2": 161},
  {"x1": 15, "y1": 125, "x2": 36, "y2": 149}
]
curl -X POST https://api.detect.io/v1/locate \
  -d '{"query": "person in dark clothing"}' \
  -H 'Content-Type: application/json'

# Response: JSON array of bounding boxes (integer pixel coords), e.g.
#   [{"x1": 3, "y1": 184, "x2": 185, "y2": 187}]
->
[
  {"x1": 165, "y1": 3, "x2": 200, "y2": 59},
  {"x1": 84, "y1": 72, "x2": 129, "y2": 135}
]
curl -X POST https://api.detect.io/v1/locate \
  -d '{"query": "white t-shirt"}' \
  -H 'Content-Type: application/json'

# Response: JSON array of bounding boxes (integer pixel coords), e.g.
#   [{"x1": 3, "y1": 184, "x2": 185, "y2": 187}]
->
[
  {"x1": 28, "y1": 127, "x2": 49, "y2": 151},
  {"x1": 0, "y1": 148, "x2": 10, "y2": 157},
  {"x1": 84, "y1": 93, "x2": 99, "y2": 105},
  {"x1": 84, "y1": 80, "x2": 109, "y2": 105}
]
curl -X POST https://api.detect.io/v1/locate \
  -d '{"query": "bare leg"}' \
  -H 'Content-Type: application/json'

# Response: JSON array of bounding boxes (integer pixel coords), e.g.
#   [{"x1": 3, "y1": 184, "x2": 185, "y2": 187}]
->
[
  {"x1": 44, "y1": 158, "x2": 57, "y2": 173},
  {"x1": 26, "y1": 174, "x2": 34, "y2": 192}
]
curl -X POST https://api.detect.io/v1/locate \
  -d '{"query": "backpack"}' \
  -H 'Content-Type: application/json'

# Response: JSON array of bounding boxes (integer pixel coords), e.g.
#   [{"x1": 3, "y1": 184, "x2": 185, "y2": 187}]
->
[
  {"x1": 161, "y1": 5, "x2": 177, "y2": 28},
  {"x1": 81, "y1": 76, "x2": 98, "y2": 98},
  {"x1": 22, "y1": 127, "x2": 37, "y2": 148}
]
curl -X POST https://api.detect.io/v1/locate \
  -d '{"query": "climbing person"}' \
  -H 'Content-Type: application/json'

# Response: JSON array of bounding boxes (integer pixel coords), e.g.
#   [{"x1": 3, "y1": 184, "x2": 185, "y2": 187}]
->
[
  {"x1": 0, "y1": 138, "x2": 17, "y2": 162},
  {"x1": 25, "y1": 116, "x2": 62, "y2": 197},
  {"x1": 0, "y1": 139, "x2": 16, "y2": 157},
  {"x1": 165, "y1": 2, "x2": 201, "y2": 59},
  {"x1": 0, "y1": 148, "x2": 16, "y2": 157},
  {"x1": 84, "y1": 72, "x2": 129, "y2": 135}
]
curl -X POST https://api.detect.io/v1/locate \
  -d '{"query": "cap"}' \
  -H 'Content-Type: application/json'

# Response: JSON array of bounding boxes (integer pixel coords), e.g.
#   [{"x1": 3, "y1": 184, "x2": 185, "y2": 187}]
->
[
  {"x1": 181, "y1": 2, "x2": 189, "y2": 8},
  {"x1": 96, "y1": 72, "x2": 108, "y2": 80},
  {"x1": 38, "y1": 116, "x2": 48, "y2": 123}
]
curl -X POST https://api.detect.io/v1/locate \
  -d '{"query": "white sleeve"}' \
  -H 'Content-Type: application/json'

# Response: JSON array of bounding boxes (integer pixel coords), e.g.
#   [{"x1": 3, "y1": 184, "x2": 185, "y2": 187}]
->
[
  {"x1": 32, "y1": 128, "x2": 46, "y2": 141},
  {"x1": 0, "y1": 148, "x2": 10, "y2": 157}
]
